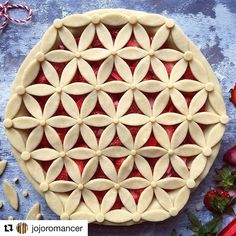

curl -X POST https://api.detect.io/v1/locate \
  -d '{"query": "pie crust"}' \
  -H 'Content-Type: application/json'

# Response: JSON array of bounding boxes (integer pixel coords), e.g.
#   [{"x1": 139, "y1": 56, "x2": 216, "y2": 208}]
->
[{"x1": 4, "y1": 9, "x2": 228, "y2": 224}]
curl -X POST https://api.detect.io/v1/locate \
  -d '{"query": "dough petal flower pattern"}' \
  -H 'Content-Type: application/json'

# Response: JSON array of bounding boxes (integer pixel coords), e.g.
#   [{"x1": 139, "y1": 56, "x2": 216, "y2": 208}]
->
[{"x1": 4, "y1": 9, "x2": 228, "y2": 225}]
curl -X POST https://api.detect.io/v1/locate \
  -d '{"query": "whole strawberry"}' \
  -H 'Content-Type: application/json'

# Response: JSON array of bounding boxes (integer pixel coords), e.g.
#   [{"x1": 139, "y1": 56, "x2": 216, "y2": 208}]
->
[
  {"x1": 224, "y1": 145, "x2": 236, "y2": 166},
  {"x1": 230, "y1": 83, "x2": 236, "y2": 106},
  {"x1": 215, "y1": 167, "x2": 236, "y2": 190},
  {"x1": 204, "y1": 189, "x2": 235, "y2": 214}
]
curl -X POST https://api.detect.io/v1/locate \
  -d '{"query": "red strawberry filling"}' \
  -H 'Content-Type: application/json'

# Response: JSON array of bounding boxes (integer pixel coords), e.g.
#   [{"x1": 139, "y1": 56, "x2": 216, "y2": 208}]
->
[{"x1": 32, "y1": 29, "x2": 205, "y2": 209}]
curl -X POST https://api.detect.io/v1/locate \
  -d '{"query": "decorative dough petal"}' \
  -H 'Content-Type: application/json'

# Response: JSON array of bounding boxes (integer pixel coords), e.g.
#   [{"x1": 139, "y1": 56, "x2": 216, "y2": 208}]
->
[
  {"x1": 114, "y1": 56, "x2": 132, "y2": 83},
  {"x1": 134, "y1": 123, "x2": 152, "y2": 149},
  {"x1": 141, "y1": 209, "x2": 170, "y2": 222},
  {"x1": 171, "y1": 26, "x2": 189, "y2": 52},
  {"x1": 23, "y1": 94, "x2": 43, "y2": 119},
  {"x1": 60, "y1": 58, "x2": 78, "y2": 87},
  {"x1": 81, "y1": 48, "x2": 110, "y2": 61},
  {"x1": 99, "y1": 124, "x2": 116, "y2": 150},
  {"x1": 156, "y1": 113, "x2": 185, "y2": 125},
  {"x1": 41, "y1": 61, "x2": 60, "y2": 87},
  {"x1": 101, "y1": 188, "x2": 117, "y2": 214},
  {"x1": 135, "y1": 155, "x2": 152, "y2": 181},
  {"x1": 151, "y1": 25, "x2": 169, "y2": 50},
  {"x1": 117, "y1": 47, "x2": 148, "y2": 60},
  {"x1": 5, "y1": 94, "x2": 22, "y2": 119},
  {"x1": 6, "y1": 129, "x2": 25, "y2": 152},
  {"x1": 120, "y1": 114, "x2": 149, "y2": 126},
  {"x1": 99, "y1": 156, "x2": 117, "y2": 182},
  {"x1": 189, "y1": 58, "x2": 208, "y2": 83},
  {"x1": 65, "y1": 189, "x2": 81, "y2": 215},
  {"x1": 85, "y1": 179, "x2": 114, "y2": 191},
  {"x1": 190, "y1": 154, "x2": 207, "y2": 180},
  {"x1": 157, "y1": 177, "x2": 185, "y2": 190},
  {"x1": 45, "y1": 191, "x2": 64, "y2": 215},
  {"x1": 82, "y1": 189, "x2": 100, "y2": 213},
  {"x1": 206, "y1": 124, "x2": 225, "y2": 148},
  {"x1": 61, "y1": 92, "x2": 79, "y2": 119},
  {"x1": 105, "y1": 210, "x2": 133, "y2": 223},
  {"x1": 153, "y1": 154, "x2": 169, "y2": 181},
  {"x1": 64, "y1": 156, "x2": 81, "y2": 183},
  {"x1": 96, "y1": 23, "x2": 113, "y2": 50},
  {"x1": 155, "y1": 49, "x2": 183, "y2": 62},
  {"x1": 31, "y1": 148, "x2": 59, "y2": 161},
  {"x1": 119, "y1": 187, "x2": 137, "y2": 213},
  {"x1": 102, "y1": 81, "x2": 129, "y2": 93},
  {"x1": 47, "y1": 116, "x2": 77, "y2": 128},
  {"x1": 175, "y1": 144, "x2": 202, "y2": 156},
  {"x1": 78, "y1": 23, "x2": 96, "y2": 51},
  {"x1": 117, "y1": 90, "x2": 134, "y2": 117},
  {"x1": 134, "y1": 90, "x2": 152, "y2": 116},
  {"x1": 154, "y1": 187, "x2": 173, "y2": 211},
  {"x1": 114, "y1": 24, "x2": 132, "y2": 50},
  {"x1": 3, "y1": 180, "x2": 19, "y2": 210},
  {"x1": 63, "y1": 125, "x2": 80, "y2": 152},
  {"x1": 43, "y1": 93, "x2": 60, "y2": 120},
  {"x1": 49, "y1": 180, "x2": 77, "y2": 192},
  {"x1": 26, "y1": 159, "x2": 45, "y2": 183},
  {"x1": 98, "y1": 91, "x2": 116, "y2": 117},
  {"x1": 170, "y1": 155, "x2": 190, "y2": 179},
  {"x1": 26, "y1": 84, "x2": 55, "y2": 96},
  {"x1": 44, "y1": 125, "x2": 63, "y2": 151},
  {"x1": 170, "y1": 59, "x2": 188, "y2": 83},
  {"x1": 63, "y1": 14, "x2": 90, "y2": 28},
  {"x1": 46, "y1": 50, "x2": 75, "y2": 63},
  {"x1": 175, "y1": 80, "x2": 204, "y2": 92},
  {"x1": 13, "y1": 117, "x2": 39, "y2": 129},
  {"x1": 46, "y1": 157, "x2": 64, "y2": 183},
  {"x1": 151, "y1": 57, "x2": 169, "y2": 83},
  {"x1": 67, "y1": 147, "x2": 95, "y2": 160},
  {"x1": 133, "y1": 24, "x2": 150, "y2": 50},
  {"x1": 137, "y1": 186, "x2": 153, "y2": 213},
  {"x1": 40, "y1": 26, "x2": 58, "y2": 53},
  {"x1": 121, "y1": 177, "x2": 150, "y2": 189},
  {"x1": 137, "y1": 80, "x2": 166, "y2": 93},
  {"x1": 174, "y1": 186, "x2": 190, "y2": 211},
  {"x1": 97, "y1": 56, "x2": 114, "y2": 84},
  {"x1": 22, "y1": 61, "x2": 40, "y2": 87},
  {"x1": 118, "y1": 155, "x2": 134, "y2": 182},
  {"x1": 82, "y1": 157, "x2": 99, "y2": 184}
]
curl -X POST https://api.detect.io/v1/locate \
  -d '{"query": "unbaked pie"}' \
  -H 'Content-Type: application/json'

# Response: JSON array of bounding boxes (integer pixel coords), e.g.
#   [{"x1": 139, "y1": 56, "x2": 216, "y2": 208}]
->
[{"x1": 4, "y1": 9, "x2": 228, "y2": 224}]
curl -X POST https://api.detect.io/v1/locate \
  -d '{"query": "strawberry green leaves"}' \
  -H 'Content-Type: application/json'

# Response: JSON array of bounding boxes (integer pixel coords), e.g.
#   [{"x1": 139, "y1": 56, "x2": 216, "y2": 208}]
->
[{"x1": 187, "y1": 213, "x2": 222, "y2": 236}]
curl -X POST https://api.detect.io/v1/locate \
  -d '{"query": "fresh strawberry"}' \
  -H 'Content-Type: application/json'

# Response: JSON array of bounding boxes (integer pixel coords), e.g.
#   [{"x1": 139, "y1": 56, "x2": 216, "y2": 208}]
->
[
  {"x1": 230, "y1": 83, "x2": 236, "y2": 106},
  {"x1": 224, "y1": 145, "x2": 236, "y2": 166},
  {"x1": 215, "y1": 167, "x2": 236, "y2": 190},
  {"x1": 130, "y1": 189, "x2": 143, "y2": 204},
  {"x1": 35, "y1": 71, "x2": 48, "y2": 84},
  {"x1": 204, "y1": 189, "x2": 235, "y2": 214},
  {"x1": 218, "y1": 218, "x2": 236, "y2": 236},
  {"x1": 56, "y1": 167, "x2": 69, "y2": 181},
  {"x1": 184, "y1": 66, "x2": 195, "y2": 80},
  {"x1": 144, "y1": 135, "x2": 158, "y2": 146},
  {"x1": 126, "y1": 35, "x2": 140, "y2": 47}
]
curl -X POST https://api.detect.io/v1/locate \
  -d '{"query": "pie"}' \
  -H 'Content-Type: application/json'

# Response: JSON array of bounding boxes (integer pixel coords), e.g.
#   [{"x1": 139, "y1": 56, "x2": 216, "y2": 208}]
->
[{"x1": 4, "y1": 9, "x2": 228, "y2": 224}]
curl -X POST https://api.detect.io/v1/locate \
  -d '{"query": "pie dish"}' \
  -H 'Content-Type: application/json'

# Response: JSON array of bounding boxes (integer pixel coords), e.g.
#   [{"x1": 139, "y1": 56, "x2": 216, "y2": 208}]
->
[{"x1": 4, "y1": 9, "x2": 228, "y2": 224}]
